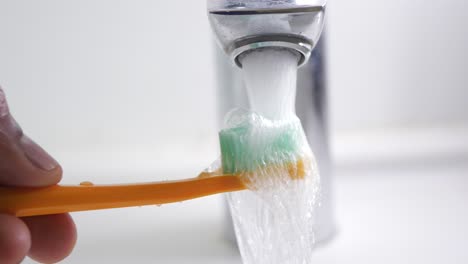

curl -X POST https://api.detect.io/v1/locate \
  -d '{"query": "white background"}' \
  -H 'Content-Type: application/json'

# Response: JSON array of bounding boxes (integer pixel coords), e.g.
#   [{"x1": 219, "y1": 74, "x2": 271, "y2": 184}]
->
[
  {"x1": 1, "y1": 0, "x2": 467, "y2": 166},
  {"x1": 0, "y1": 0, "x2": 467, "y2": 263}
]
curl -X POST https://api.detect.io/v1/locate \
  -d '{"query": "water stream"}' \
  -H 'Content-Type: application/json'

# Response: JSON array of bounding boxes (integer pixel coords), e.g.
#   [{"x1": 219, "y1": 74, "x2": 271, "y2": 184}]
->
[{"x1": 225, "y1": 48, "x2": 321, "y2": 264}]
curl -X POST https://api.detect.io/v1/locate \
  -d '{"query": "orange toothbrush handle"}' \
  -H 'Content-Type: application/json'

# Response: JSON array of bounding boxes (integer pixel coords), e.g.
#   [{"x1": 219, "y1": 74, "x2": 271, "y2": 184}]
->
[{"x1": 0, "y1": 175, "x2": 246, "y2": 217}]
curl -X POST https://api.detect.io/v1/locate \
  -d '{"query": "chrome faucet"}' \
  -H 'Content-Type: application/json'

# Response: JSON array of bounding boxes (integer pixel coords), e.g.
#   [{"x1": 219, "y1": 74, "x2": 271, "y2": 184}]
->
[
  {"x1": 207, "y1": 0, "x2": 326, "y2": 68},
  {"x1": 207, "y1": 0, "x2": 335, "y2": 246}
]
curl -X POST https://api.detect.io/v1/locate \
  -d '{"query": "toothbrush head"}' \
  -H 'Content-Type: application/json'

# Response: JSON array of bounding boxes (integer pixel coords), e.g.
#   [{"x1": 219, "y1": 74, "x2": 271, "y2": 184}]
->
[{"x1": 219, "y1": 110, "x2": 309, "y2": 185}]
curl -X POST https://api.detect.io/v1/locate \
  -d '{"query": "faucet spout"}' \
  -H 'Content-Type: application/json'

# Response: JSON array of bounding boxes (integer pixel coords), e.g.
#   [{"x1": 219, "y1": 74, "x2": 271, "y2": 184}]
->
[{"x1": 207, "y1": 0, "x2": 326, "y2": 67}]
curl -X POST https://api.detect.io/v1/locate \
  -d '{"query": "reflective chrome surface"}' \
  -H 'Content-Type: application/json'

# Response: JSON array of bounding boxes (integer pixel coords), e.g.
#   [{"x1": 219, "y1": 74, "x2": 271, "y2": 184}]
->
[
  {"x1": 232, "y1": 34, "x2": 312, "y2": 67},
  {"x1": 208, "y1": 1, "x2": 325, "y2": 67}
]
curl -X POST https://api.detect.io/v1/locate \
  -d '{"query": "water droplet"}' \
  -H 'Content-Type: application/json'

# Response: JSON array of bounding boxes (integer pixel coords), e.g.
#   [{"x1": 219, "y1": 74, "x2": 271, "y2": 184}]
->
[{"x1": 80, "y1": 181, "x2": 94, "y2": 186}]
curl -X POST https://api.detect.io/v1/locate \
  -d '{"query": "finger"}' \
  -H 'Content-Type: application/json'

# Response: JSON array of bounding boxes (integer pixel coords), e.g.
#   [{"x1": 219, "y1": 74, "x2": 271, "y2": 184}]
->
[
  {"x1": 0, "y1": 87, "x2": 62, "y2": 187},
  {"x1": 0, "y1": 214, "x2": 31, "y2": 264},
  {"x1": 22, "y1": 214, "x2": 77, "y2": 263}
]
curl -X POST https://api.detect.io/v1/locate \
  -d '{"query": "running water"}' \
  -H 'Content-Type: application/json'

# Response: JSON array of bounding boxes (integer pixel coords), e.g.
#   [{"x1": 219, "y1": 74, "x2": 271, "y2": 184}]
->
[
  {"x1": 226, "y1": 49, "x2": 321, "y2": 264},
  {"x1": 241, "y1": 49, "x2": 298, "y2": 120}
]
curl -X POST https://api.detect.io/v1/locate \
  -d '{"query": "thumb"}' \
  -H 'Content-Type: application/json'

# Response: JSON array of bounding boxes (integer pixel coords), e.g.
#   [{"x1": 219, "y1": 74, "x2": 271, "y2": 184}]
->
[{"x1": 0, "y1": 87, "x2": 62, "y2": 187}]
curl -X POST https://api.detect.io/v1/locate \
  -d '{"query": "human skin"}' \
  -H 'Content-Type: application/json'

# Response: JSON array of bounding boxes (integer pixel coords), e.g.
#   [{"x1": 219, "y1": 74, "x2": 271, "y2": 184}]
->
[{"x1": 0, "y1": 87, "x2": 77, "y2": 263}]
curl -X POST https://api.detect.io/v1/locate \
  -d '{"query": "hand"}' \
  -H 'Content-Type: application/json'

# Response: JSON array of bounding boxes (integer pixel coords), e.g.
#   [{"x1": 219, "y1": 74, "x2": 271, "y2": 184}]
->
[{"x1": 0, "y1": 87, "x2": 76, "y2": 263}]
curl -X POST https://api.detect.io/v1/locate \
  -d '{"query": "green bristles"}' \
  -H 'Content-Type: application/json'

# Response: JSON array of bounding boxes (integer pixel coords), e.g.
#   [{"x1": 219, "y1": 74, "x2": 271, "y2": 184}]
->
[{"x1": 219, "y1": 115, "x2": 303, "y2": 175}]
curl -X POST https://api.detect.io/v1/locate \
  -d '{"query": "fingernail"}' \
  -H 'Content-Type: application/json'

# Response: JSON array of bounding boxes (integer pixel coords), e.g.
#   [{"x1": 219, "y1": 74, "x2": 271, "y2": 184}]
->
[
  {"x1": 18, "y1": 135, "x2": 59, "y2": 171},
  {"x1": 0, "y1": 88, "x2": 9, "y2": 118}
]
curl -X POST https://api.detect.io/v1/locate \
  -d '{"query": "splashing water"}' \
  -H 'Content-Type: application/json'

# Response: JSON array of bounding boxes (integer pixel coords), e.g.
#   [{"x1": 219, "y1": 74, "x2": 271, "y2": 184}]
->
[{"x1": 225, "y1": 49, "x2": 321, "y2": 264}]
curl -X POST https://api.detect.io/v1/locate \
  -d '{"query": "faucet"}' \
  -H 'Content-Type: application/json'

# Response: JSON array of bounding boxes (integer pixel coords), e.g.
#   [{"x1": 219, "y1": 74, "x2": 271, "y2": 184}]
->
[
  {"x1": 207, "y1": 0, "x2": 326, "y2": 67},
  {"x1": 207, "y1": 0, "x2": 335, "y2": 246}
]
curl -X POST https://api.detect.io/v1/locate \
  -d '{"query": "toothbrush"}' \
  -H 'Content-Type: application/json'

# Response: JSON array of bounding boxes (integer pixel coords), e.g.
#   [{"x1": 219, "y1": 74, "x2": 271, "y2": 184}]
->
[
  {"x1": 0, "y1": 161, "x2": 305, "y2": 217},
  {"x1": 0, "y1": 115, "x2": 307, "y2": 217}
]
